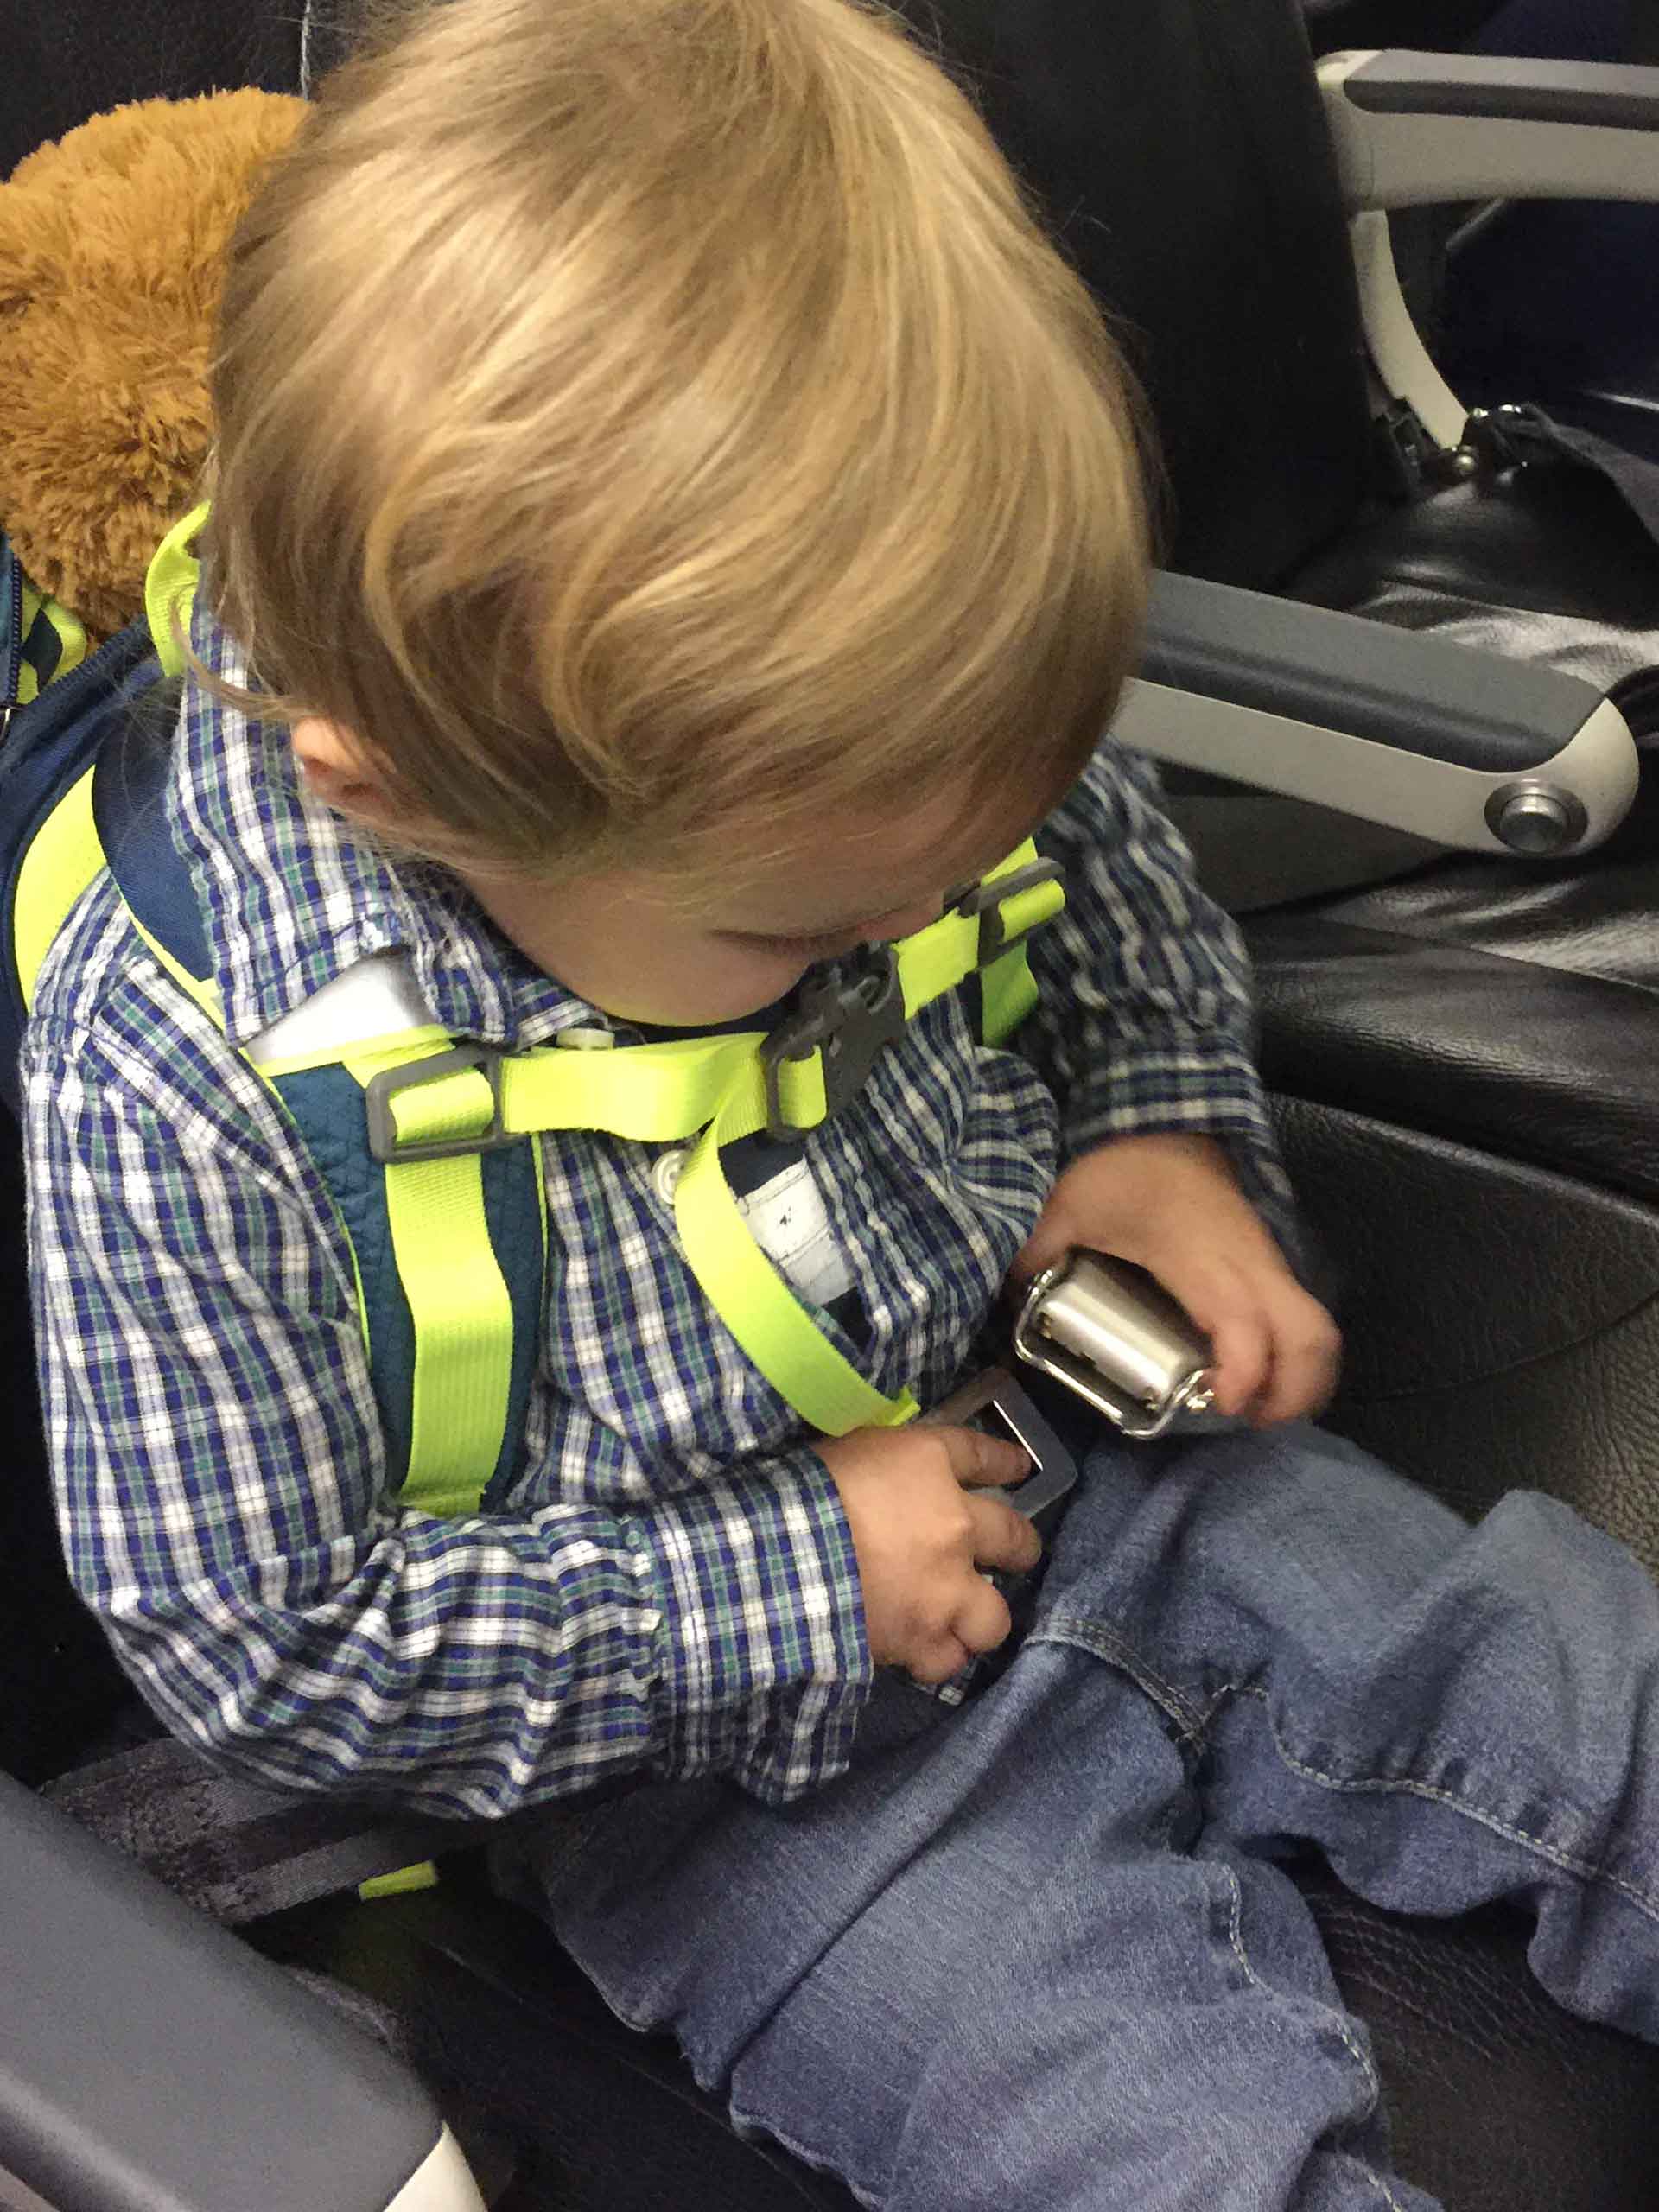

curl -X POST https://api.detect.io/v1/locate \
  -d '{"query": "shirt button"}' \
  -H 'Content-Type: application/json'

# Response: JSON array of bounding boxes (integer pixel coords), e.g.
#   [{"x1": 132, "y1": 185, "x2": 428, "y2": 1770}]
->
[{"x1": 652, "y1": 1146, "x2": 689, "y2": 1205}]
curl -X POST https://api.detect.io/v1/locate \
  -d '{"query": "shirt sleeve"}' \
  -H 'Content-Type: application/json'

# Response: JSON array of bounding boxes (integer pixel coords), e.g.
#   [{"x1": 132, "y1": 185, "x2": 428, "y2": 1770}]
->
[
  {"x1": 1016, "y1": 738, "x2": 1300, "y2": 1252},
  {"x1": 23, "y1": 1012, "x2": 872, "y2": 1817}
]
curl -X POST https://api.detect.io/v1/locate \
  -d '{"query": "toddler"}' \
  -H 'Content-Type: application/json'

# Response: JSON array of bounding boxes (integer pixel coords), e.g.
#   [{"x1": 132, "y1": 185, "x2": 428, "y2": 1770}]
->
[{"x1": 25, "y1": 1, "x2": 1659, "y2": 2203}]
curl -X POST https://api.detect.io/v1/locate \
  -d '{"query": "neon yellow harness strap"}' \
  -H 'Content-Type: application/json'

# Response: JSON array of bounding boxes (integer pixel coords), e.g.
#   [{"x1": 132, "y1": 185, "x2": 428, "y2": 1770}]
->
[
  {"x1": 493, "y1": 1032, "x2": 777, "y2": 1143},
  {"x1": 674, "y1": 1066, "x2": 921, "y2": 1433},
  {"x1": 365, "y1": 840, "x2": 1054, "y2": 1439},
  {"x1": 385, "y1": 1147, "x2": 516, "y2": 1513},
  {"x1": 146, "y1": 503, "x2": 210, "y2": 675},
  {"x1": 16, "y1": 766, "x2": 103, "y2": 1012},
  {"x1": 340, "y1": 1040, "x2": 521, "y2": 1515}
]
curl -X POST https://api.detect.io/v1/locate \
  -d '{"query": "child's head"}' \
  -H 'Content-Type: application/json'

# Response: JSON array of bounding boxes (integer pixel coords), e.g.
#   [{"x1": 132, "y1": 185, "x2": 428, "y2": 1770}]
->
[{"x1": 205, "y1": 0, "x2": 1149, "y2": 1014}]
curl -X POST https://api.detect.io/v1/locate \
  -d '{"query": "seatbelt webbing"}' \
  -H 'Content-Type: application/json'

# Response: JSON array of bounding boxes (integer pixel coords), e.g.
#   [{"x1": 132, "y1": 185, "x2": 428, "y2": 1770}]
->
[{"x1": 43, "y1": 1736, "x2": 478, "y2": 1925}]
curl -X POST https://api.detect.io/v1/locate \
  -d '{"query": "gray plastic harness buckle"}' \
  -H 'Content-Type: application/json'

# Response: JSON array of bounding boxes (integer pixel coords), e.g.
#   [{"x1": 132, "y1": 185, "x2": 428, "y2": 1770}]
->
[
  {"x1": 950, "y1": 857, "x2": 1065, "y2": 964},
  {"x1": 364, "y1": 1046, "x2": 513, "y2": 1163},
  {"x1": 760, "y1": 944, "x2": 906, "y2": 1142}
]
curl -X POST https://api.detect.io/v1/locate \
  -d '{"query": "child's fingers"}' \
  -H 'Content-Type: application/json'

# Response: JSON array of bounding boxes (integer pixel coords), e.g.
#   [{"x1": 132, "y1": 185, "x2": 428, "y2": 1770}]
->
[
  {"x1": 951, "y1": 1574, "x2": 1015, "y2": 1660},
  {"x1": 1254, "y1": 1293, "x2": 1343, "y2": 1426},
  {"x1": 933, "y1": 1423, "x2": 1031, "y2": 1491},
  {"x1": 905, "y1": 1580, "x2": 1014, "y2": 1685},
  {"x1": 1199, "y1": 1298, "x2": 1272, "y2": 1419},
  {"x1": 906, "y1": 1636, "x2": 976, "y2": 1688},
  {"x1": 964, "y1": 1491, "x2": 1044, "y2": 1577}
]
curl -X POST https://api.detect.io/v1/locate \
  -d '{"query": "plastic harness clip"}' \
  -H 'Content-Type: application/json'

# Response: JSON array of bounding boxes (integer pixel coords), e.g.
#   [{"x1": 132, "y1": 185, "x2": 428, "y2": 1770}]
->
[
  {"x1": 950, "y1": 856, "x2": 1065, "y2": 962},
  {"x1": 760, "y1": 944, "x2": 906, "y2": 1142},
  {"x1": 365, "y1": 1045, "x2": 512, "y2": 1163}
]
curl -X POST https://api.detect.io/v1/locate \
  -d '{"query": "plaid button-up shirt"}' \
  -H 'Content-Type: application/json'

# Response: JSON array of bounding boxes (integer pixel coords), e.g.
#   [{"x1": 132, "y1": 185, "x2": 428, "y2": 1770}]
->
[{"x1": 24, "y1": 610, "x2": 1291, "y2": 1813}]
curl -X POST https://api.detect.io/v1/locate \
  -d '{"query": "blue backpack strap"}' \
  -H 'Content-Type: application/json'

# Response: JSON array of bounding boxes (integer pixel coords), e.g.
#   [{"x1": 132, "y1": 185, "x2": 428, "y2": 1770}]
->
[
  {"x1": 0, "y1": 536, "x2": 19, "y2": 713},
  {"x1": 0, "y1": 620, "x2": 164, "y2": 1119},
  {"x1": 264, "y1": 1060, "x2": 546, "y2": 1512},
  {"x1": 1, "y1": 532, "x2": 90, "y2": 714},
  {"x1": 92, "y1": 670, "x2": 212, "y2": 979},
  {"x1": 93, "y1": 704, "x2": 546, "y2": 1516}
]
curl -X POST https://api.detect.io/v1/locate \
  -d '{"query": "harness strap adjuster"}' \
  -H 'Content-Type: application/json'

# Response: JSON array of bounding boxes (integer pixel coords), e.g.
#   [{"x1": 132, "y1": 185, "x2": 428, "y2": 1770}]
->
[
  {"x1": 760, "y1": 944, "x2": 905, "y2": 1143},
  {"x1": 365, "y1": 1045, "x2": 513, "y2": 1162},
  {"x1": 952, "y1": 856, "x2": 1065, "y2": 963}
]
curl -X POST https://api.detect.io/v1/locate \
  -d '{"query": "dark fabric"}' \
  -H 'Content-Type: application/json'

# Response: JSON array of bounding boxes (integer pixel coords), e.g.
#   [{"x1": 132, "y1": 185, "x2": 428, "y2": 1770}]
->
[
  {"x1": 262, "y1": 1884, "x2": 860, "y2": 2210},
  {"x1": 1427, "y1": 0, "x2": 1659, "y2": 471},
  {"x1": 0, "y1": 0, "x2": 374, "y2": 182},
  {"x1": 897, "y1": 0, "x2": 1374, "y2": 587},
  {"x1": 42, "y1": 1736, "x2": 485, "y2": 1923},
  {"x1": 1468, "y1": 402, "x2": 1659, "y2": 552},
  {"x1": 1447, "y1": 194, "x2": 1659, "y2": 473},
  {"x1": 0, "y1": 1120, "x2": 129, "y2": 1788},
  {"x1": 1, "y1": 1, "x2": 302, "y2": 180},
  {"x1": 1301, "y1": 0, "x2": 1514, "y2": 50}
]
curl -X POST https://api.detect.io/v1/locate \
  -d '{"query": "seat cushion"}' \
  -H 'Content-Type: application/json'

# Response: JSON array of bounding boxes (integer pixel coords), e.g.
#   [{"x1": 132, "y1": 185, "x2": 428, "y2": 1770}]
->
[
  {"x1": 1245, "y1": 783, "x2": 1659, "y2": 1548},
  {"x1": 264, "y1": 1854, "x2": 1659, "y2": 2212},
  {"x1": 1301, "y1": 1862, "x2": 1659, "y2": 2212},
  {"x1": 1287, "y1": 457, "x2": 1659, "y2": 726},
  {"x1": 1251, "y1": 765, "x2": 1659, "y2": 1211}
]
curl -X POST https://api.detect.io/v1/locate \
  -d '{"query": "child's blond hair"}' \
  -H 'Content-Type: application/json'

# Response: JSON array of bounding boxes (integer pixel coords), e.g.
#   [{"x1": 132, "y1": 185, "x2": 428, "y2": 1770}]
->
[{"x1": 203, "y1": 0, "x2": 1149, "y2": 890}]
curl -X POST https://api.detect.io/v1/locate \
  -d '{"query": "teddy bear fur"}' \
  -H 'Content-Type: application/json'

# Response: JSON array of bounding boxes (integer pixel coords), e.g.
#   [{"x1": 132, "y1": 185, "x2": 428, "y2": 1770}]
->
[{"x1": 0, "y1": 89, "x2": 307, "y2": 641}]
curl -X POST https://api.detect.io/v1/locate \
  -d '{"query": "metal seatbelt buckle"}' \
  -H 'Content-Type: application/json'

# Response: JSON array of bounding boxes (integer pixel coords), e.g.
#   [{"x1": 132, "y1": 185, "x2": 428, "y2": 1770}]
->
[
  {"x1": 1012, "y1": 1249, "x2": 1216, "y2": 1441},
  {"x1": 925, "y1": 1366, "x2": 1079, "y2": 1537},
  {"x1": 760, "y1": 944, "x2": 906, "y2": 1141}
]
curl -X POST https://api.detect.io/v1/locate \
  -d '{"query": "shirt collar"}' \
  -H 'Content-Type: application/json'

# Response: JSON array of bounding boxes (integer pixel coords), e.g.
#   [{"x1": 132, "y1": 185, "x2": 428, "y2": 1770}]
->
[{"x1": 168, "y1": 604, "x2": 611, "y2": 1050}]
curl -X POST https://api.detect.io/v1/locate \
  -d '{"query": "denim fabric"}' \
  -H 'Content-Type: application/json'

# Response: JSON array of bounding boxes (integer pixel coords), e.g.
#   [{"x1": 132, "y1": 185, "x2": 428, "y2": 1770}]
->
[{"x1": 502, "y1": 1426, "x2": 1659, "y2": 2210}]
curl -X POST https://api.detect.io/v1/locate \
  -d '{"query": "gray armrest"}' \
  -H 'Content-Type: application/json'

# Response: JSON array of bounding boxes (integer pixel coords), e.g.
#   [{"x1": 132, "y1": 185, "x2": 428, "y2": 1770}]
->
[
  {"x1": 1321, "y1": 48, "x2": 1659, "y2": 208},
  {"x1": 1117, "y1": 573, "x2": 1637, "y2": 855},
  {"x1": 0, "y1": 1773, "x2": 484, "y2": 2212}
]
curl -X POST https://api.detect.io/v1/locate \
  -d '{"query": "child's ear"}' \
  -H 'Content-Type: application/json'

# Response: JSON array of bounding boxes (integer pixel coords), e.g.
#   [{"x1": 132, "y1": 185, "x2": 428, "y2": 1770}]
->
[{"x1": 289, "y1": 715, "x2": 394, "y2": 823}]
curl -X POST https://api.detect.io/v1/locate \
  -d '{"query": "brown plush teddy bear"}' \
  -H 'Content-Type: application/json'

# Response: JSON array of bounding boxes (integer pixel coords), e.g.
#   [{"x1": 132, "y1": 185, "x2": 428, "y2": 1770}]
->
[{"x1": 0, "y1": 89, "x2": 307, "y2": 645}]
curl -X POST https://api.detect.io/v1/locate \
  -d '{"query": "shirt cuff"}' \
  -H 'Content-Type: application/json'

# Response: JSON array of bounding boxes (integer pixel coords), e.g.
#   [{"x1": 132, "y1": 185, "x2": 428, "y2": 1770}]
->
[
  {"x1": 639, "y1": 1446, "x2": 874, "y2": 1802},
  {"x1": 1060, "y1": 1031, "x2": 1302, "y2": 1262}
]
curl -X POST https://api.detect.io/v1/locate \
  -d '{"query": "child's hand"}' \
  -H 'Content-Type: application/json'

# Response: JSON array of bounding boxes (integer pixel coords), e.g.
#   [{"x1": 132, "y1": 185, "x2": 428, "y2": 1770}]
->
[
  {"x1": 1012, "y1": 1133, "x2": 1341, "y2": 1428},
  {"x1": 817, "y1": 1424, "x2": 1040, "y2": 1684}
]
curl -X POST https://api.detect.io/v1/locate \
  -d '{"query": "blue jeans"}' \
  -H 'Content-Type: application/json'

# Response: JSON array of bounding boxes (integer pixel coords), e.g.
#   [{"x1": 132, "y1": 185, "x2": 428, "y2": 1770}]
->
[{"x1": 503, "y1": 1426, "x2": 1659, "y2": 2209}]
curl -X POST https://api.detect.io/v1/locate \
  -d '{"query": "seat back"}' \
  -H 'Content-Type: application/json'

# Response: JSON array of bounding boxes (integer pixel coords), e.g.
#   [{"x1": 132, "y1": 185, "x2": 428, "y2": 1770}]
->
[
  {"x1": 0, "y1": 0, "x2": 367, "y2": 181},
  {"x1": 7, "y1": 0, "x2": 1374, "y2": 591},
  {"x1": 914, "y1": 0, "x2": 1375, "y2": 585}
]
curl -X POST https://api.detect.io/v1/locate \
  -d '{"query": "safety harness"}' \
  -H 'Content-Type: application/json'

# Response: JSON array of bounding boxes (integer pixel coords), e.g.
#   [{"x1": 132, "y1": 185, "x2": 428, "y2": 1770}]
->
[{"x1": 16, "y1": 505, "x2": 1068, "y2": 1514}]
